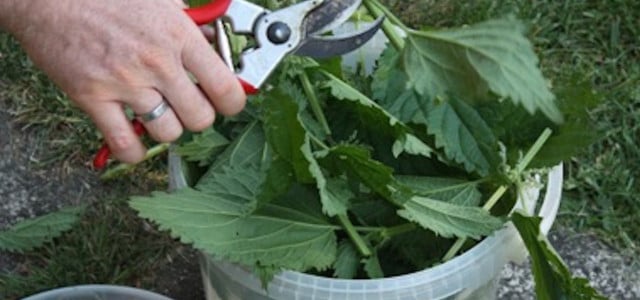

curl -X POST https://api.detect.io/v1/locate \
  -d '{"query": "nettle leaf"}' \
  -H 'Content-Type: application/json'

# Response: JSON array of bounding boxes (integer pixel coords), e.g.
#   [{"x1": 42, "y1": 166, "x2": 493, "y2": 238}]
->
[
  {"x1": 0, "y1": 206, "x2": 85, "y2": 253},
  {"x1": 209, "y1": 121, "x2": 266, "y2": 172},
  {"x1": 531, "y1": 80, "x2": 602, "y2": 168},
  {"x1": 427, "y1": 97, "x2": 501, "y2": 176},
  {"x1": 398, "y1": 196, "x2": 503, "y2": 239},
  {"x1": 362, "y1": 252, "x2": 384, "y2": 279},
  {"x1": 263, "y1": 88, "x2": 313, "y2": 183},
  {"x1": 317, "y1": 144, "x2": 408, "y2": 204},
  {"x1": 130, "y1": 187, "x2": 337, "y2": 276},
  {"x1": 372, "y1": 47, "x2": 425, "y2": 124},
  {"x1": 302, "y1": 136, "x2": 353, "y2": 216},
  {"x1": 512, "y1": 212, "x2": 606, "y2": 300},
  {"x1": 397, "y1": 176, "x2": 482, "y2": 206},
  {"x1": 403, "y1": 19, "x2": 563, "y2": 123},
  {"x1": 175, "y1": 127, "x2": 229, "y2": 166},
  {"x1": 196, "y1": 163, "x2": 265, "y2": 213},
  {"x1": 322, "y1": 70, "x2": 432, "y2": 158},
  {"x1": 333, "y1": 241, "x2": 359, "y2": 279}
]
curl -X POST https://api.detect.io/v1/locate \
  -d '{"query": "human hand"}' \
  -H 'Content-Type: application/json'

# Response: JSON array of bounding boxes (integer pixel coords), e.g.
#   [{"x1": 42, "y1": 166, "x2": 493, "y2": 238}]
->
[{"x1": 1, "y1": 0, "x2": 246, "y2": 164}]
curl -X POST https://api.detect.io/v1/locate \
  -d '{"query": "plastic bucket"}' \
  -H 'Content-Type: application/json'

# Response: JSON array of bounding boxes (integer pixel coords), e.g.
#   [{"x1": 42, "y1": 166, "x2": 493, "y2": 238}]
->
[
  {"x1": 168, "y1": 150, "x2": 563, "y2": 300},
  {"x1": 22, "y1": 284, "x2": 173, "y2": 300}
]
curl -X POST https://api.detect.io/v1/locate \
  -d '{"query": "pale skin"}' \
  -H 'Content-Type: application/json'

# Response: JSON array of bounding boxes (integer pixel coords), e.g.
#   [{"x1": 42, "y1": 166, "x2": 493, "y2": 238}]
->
[{"x1": 0, "y1": 0, "x2": 246, "y2": 164}]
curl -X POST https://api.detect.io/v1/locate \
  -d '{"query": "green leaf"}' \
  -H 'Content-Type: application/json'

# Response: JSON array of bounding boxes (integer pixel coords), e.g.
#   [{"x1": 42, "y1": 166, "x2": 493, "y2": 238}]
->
[
  {"x1": 208, "y1": 121, "x2": 266, "y2": 172},
  {"x1": 362, "y1": 252, "x2": 384, "y2": 279},
  {"x1": 372, "y1": 47, "x2": 424, "y2": 124},
  {"x1": 130, "y1": 187, "x2": 337, "y2": 275},
  {"x1": 195, "y1": 163, "x2": 265, "y2": 213},
  {"x1": 398, "y1": 196, "x2": 503, "y2": 239},
  {"x1": 322, "y1": 70, "x2": 432, "y2": 158},
  {"x1": 397, "y1": 176, "x2": 482, "y2": 206},
  {"x1": 317, "y1": 144, "x2": 408, "y2": 204},
  {"x1": 0, "y1": 206, "x2": 85, "y2": 253},
  {"x1": 302, "y1": 136, "x2": 353, "y2": 216},
  {"x1": 427, "y1": 97, "x2": 500, "y2": 176},
  {"x1": 531, "y1": 80, "x2": 603, "y2": 168},
  {"x1": 175, "y1": 127, "x2": 229, "y2": 166},
  {"x1": 263, "y1": 88, "x2": 313, "y2": 183},
  {"x1": 512, "y1": 212, "x2": 606, "y2": 300},
  {"x1": 403, "y1": 18, "x2": 563, "y2": 123},
  {"x1": 333, "y1": 241, "x2": 359, "y2": 279}
]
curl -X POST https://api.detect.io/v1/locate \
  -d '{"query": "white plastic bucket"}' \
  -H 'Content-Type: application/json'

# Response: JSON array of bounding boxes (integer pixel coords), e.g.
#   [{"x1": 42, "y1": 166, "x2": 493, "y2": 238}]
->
[{"x1": 167, "y1": 151, "x2": 563, "y2": 300}]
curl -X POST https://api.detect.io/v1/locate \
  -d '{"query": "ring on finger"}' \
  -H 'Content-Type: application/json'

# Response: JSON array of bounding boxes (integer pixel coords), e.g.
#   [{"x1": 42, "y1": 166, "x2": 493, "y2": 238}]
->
[{"x1": 136, "y1": 100, "x2": 170, "y2": 123}]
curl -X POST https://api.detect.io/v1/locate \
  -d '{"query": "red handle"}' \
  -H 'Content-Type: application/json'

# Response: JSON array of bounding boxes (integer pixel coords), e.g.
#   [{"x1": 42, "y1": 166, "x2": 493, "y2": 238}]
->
[
  {"x1": 93, "y1": 120, "x2": 146, "y2": 169},
  {"x1": 184, "y1": 0, "x2": 232, "y2": 26}
]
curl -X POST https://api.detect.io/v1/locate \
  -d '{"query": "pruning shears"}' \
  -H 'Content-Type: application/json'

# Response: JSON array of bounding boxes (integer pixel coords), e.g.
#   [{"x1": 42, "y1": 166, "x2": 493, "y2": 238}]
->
[{"x1": 93, "y1": 0, "x2": 383, "y2": 169}]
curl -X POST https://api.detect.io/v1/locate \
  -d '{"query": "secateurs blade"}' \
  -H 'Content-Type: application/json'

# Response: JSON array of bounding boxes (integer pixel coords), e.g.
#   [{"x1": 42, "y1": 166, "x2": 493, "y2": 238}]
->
[{"x1": 93, "y1": 0, "x2": 384, "y2": 169}]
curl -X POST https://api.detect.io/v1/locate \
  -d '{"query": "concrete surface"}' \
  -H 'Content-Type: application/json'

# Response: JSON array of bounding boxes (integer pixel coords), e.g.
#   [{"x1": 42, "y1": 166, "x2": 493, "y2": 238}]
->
[
  {"x1": 2, "y1": 97, "x2": 640, "y2": 299},
  {"x1": 498, "y1": 231, "x2": 640, "y2": 300}
]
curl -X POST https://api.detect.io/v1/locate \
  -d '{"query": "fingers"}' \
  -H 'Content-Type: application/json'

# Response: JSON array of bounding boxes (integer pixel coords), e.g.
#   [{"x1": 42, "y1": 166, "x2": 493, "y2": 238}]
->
[
  {"x1": 85, "y1": 102, "x2": 147, "y2": 164},
  {"x1": 200, "y1": 25, "x2": 216, "y2": 42},
  {"x1": 127, "y1": 89, "x2": 184, "y2": 142},
  {"x1": 182, "y1": 34, "x2": 246, "y2": 116},
  {"x1": 157, "y1": 69, "x2": 216, "y2": 132},
  {"x1": 171, "y1": 0, "x2": 187, "y2": 8}
]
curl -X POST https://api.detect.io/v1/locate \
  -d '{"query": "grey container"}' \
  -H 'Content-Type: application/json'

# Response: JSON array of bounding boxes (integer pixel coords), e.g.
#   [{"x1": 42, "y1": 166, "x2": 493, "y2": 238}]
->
[{"x1": 22, "y1": 284, "x2": 173, "y2": 300}]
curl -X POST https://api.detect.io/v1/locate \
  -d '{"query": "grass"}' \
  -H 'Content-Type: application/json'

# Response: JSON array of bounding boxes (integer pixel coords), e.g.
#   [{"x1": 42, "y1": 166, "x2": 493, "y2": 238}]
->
[
  {"x1": 1, "y1": 0, "x2": 639, "y2": 296},
  {"x1": 0, "y1": 184, "x2": 179, "y2": 299}
]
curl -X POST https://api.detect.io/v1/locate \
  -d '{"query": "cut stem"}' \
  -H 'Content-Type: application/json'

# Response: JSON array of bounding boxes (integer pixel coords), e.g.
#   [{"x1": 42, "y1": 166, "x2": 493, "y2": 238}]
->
[
  {"x1": 442, "y1": 128, "x2": 553, "y2": 262},
  {"x1": 338, "y1": 214, "x2": 372, "y2": 257}
]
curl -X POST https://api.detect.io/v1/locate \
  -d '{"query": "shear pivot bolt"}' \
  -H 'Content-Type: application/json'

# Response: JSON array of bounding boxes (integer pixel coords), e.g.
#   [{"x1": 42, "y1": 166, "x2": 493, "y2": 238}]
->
[{"x1": 267, "y1": 22, "x2": 291, "y2": 44}]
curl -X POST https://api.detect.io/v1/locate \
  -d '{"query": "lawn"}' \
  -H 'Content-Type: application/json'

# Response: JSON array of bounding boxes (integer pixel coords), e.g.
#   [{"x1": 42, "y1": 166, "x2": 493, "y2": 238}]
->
[{"x1": 1, "y1": 0, "x2": 639, "y2": 298}]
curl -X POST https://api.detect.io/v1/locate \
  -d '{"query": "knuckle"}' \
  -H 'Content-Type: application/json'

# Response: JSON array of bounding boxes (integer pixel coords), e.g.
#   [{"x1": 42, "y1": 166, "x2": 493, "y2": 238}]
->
[
  {"x1": 106, "y1": 133, "x2": 143, "y2": 164},
  {"x1": 107, "y1": 133, "x2": 136, "y2": 153},
  {"x1": 153, "y1": 121, "x2": 183, "y2": 143},
  {"x1": 186, "y1": 111, "x2": 215, "y2": 132},
  {"x1": 139, "y1": 47, "x2": 178, "y2": 79},
  {"x1": 208, "y1": 76, "x2": 238, "y2": 100}
]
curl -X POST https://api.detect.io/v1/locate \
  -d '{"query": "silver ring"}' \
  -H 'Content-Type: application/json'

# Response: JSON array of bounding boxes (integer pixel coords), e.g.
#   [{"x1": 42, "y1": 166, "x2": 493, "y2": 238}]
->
[{"x1": 137, "y1": 100, "x2": 170, "y2": 122}]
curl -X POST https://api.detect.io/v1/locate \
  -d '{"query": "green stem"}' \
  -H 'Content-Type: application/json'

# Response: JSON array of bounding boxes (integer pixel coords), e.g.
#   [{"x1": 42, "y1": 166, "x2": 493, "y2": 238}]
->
[
  {"x1": 100, "y1": 143, "x2": 170, "y2": 180},
  {"x1": 442, "y1": 128, "x2": 553, "y2": 262},
  {"x1": 368, "y1": 0, "x2": 410, "y2": 31},
  {"x1": 514, "y1": 128, "x2": 553, "y2": 174},
  {"x1": 299, "y1": 71, "x2": 332, "y2": 137},
  {"x1": 338, "y1": 214, "x2": 372, "y2": 257},
  {"x1": 363, "y1": 0, "x2": 406, "y2": 51},
  {"x1": 381, "y1": 223, "x2": 417, "y2": 239},
  {"x1": 308, "y1": 133, "x2": 330, "y2": 150}
]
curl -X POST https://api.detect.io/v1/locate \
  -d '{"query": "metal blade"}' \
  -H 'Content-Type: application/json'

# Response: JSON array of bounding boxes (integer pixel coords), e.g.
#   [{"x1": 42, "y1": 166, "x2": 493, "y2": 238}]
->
[
  {"x1": 295, "y1": 17, "x2": 384, "y2": 58},
  {"x1": 301, "y1": 0, "x2": 362, "y2": 37}
]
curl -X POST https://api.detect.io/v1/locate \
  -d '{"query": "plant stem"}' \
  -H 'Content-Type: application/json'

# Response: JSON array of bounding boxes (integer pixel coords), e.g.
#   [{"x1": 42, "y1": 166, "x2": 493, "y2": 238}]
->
[
  {"x1": 363, "y1": 0, "x2": 406, "y2": 51},
  {"x1": 299, "y1": 71, "x2": 332, "y2": 137},
  {"x1": 381, "y1": 223, "x2": 417, "y2": 238},
  {"x1": 442, "y1": 128, "x2": 553, "y2": 262},
  {"x1": 338, "y1": 214, "x2": 372, "y2": 257},
  {"x1": 367, "y1": 0, "x2": 410, "y2": 31},
  {"x1": 100, "y1": 143, "x2": 170, "y2": 180}
]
